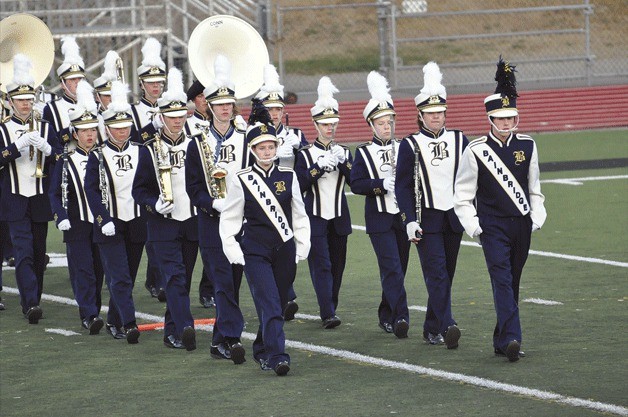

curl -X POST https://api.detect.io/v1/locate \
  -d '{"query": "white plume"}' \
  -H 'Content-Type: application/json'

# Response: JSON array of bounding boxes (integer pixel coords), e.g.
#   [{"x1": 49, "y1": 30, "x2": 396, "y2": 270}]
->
[
  {"x1": 213, "y1": 54, "x2": 234, "y2": 90},
  {"x1": 141, "y1": 37, "x2": 165, "y2": 67},
  {"x1": 102, "y1": 51, "x2": 120, "y2": 81},
  {"x1": 75, "y1": 80, "x2": 97, "y2": 113},
  {"x1": 12, "y1": 54, "x2": 34, "y2": 86},
  {"x1": 161, "y1": 67, "x2": 186, "y2": 103},
  {"x1": 367, "y1": 71, "x2": 392, "y2": 103},
  {"x1": 108, "y1": 81, "x2": 131, "y2": 113},
  {"x1": 315, "y1": 76, "x2": 339, "y2": 109},
  {"x1": 259, "y1": 64, "x2": 283, "y2": 95},
  {"x1": 61, "y1": 37, "x2": 85, "y2": 67},
  {"x1": 420, "y1": 61, "x2": 446, "y2": 98}
]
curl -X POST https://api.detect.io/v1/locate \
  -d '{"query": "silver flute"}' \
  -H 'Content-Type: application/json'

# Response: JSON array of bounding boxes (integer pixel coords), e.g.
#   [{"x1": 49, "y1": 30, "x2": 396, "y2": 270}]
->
[{"x1": 413, "y1": 145, "x2": 423, "y2": 238}]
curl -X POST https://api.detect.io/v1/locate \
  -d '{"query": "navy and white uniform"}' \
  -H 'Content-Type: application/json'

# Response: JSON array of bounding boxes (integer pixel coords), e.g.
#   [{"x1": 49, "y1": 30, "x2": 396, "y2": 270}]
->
[
  {"x1": 352, "y1": 137, "x2": 410, "y2": 328},
  {"x1": 184, "y1": 110, "x2": 208, "y2": 137},
  {"x1": 49, "y1": 145, "x2": 104, "y2": 323},
  {"x1": 185, "y1": 131, "x2": 244, "y2": 348},
  {"x1": 295, "y1": 139, "x2": 352, "y2": 320},
  {"x1": 0, "y1": 115, "x2": 59, "y2": 313},
  {"x1": 275, "y1": 123, "x2": 308, "y2": 169},
  {"x1": 131, "y1": 97, "x2": 158, "y2": 131},
  {"x1": 132, "y1": 132, "x2": 198, "y2": 340},
  {"x1": 396, "y1": 126, "x2": 468, "y2": 338},
  {"x1": 85, "y1": 139, "x2": 145, "y2": 329},
  {"x1": 220, "y1": 163, "x2": 310, "y2": 368},
  {"x1": 42, "y1": 93, "x2": 75, "y2": 137},
  {"x1": 454, "y1": 131, "x2": 546, "y2": 352}
]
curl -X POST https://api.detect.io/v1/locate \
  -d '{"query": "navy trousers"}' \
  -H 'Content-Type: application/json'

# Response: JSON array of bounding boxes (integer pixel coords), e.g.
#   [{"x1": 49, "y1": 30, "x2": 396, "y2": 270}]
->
[
  {"x1": 66, "y1": 238, "x2": 102, "y2": 321},
  {"x1": 98, "y1": 241, "x2": 137, "y2": 327},
  {"x1": 480, "y1": 214, "x2": 532, "y2": 351}
]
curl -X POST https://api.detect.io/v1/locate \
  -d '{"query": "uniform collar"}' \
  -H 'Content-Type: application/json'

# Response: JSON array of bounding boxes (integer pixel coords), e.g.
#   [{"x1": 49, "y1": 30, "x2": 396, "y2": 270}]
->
[
  {"x1": 106, "y1": 139, "x2": 130, "y2": 152},
  {"x1": 140, "y1": 97, "x2": 158, "y2": 107},
  {"x1": 10, "y1": 114, "x2": 29, "y2": 125},
  {"x1": 276, "y1": 123, "x2": 286, "y2": 135},
  {"x1": 371, "y1": 136, "x2": 393, "y2": 146},
  {"x1": 75, "y1": 144, "x2": 93, "y2": 156},
  {"x1": 62, "y1": 93, "x2": 77, "y2": 104},
  {"x1": 419, "y1": 126, "x2": 446, "y2": 139},
  {"x1": 488, "y1": 130, "x2": 513, "y2": 147},
  {"x1": 193, "y1": 110, "x2": 207, "y2": 121},
  {"x1": 210, "y1": 122, "x2": 234, "y2": 140},
  {"x1": 160, "y1": 131, "x2": 185, "y2": 146},
  {"x1": 314, "y1": 138, "x2": 334, "y2": 150},
  {"x1": 252, "y1": 162, "x2": 276, "y2": 177}
]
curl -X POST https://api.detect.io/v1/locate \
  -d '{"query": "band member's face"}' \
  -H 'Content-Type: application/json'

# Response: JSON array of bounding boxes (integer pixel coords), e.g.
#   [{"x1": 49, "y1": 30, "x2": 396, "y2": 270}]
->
[
  {"x1": 142, "y1": 80, "x2": 164, "y2": 101},
  {"x1": 373, "y1": 115, "x2": 393, "y2": 139},
  {"x1": 267, "y1": 107, "x2": 284, "y2": 126},
  {"x1": 253, "y1": 141, "x2": 277, "y2": 166},
  {"x1": 62, "y1": 77, "x2": 82, "y2": 97},
  {"x1": 491, "y1": 116, "x2": 516, "y2": 136},
  {"x1": 422, "y1": 111, "x2": 445, "y2": 132},
  {"x1": 75, "y1": 127, "x2": 98, "y2": 150},
  {"x1": 11, "y1": 98, "x2": 34, "y2": 118},
  {"x1": 317, "y1": 122, "x2": 337, "y2": 141},
  {"x1": 97, "y1": 93, "x2": 112, "y2": 110},
  {"x1": 108, "y1": 126, "x2": 131, "y2": 143},
  {"x1": 211, "y1": 102, "x2": 234, "y2": 123},
  {"x1": 162, "y1": 114, "x2": 186, "y2": 135},
  {"x1": 193, "y1": 93, "x2": 208, "y2": 114}
]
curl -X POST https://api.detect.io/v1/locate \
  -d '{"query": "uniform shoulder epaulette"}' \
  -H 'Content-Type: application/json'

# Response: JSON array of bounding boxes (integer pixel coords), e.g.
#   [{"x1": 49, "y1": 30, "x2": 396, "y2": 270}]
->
[
  {"x1": 301, "y1": 143, "x2": 313, "y2": 150},
  {"x1": 468, "y1": 136, "x2": 487, "y2": 147},
  {"x1": 141, "y1": 137, "x2": 155, "y2": 146},
  {"x1": 231, "y1": 120, "x2": 246, "y2": 134},
  {"x1": 277, "y1": 165, "x2": 294, "y2": 173},
  {"x1": 190, "y1": 133, "x2": 203, "y2": 142},
  {"x1": 356, "y1": 141, "x2": 370, "y2": 149},
  {"x1": 129, "y1": 141, "x2": 140, "y2": 147},
  {"x1": 236, "y1": 166, "x2": 253, "y2": 176},
  {"x1": 515, "y1": 133, "x2": 534, "y2": 142}
]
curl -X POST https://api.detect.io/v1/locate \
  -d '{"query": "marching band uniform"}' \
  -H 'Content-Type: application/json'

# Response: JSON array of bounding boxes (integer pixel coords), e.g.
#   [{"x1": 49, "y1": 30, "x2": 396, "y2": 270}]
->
[
  {"x1": 351, "y1": 71, "x2": 410, "y2": 338},
  {"x1": 396, "y1": 63, "x2": 468, "y2": 349},
  {"x1": 185, "y1": 65, "x2": 245, "y2": 363},
  {"x1": 0, "y1": 54, "x2": 59, "y2": 323},
  {"x1": 49, "y1": 80, "x2": 104, "y2": 334},
  {"x1": 132, "y1": 68, "x2": 198, "y2": 351},
  {"x1": 85, "y1": 80, "x2": 143, "y2": 343},
  {"x1": 219, "y1": 111, "x2": 311, "y2": 376},
  {"x1": 295, "y1": 77, "x2": 352, "y2": 328},
  {"x1": 454, "y1": 58, "x2": 546, "y2": 362}
]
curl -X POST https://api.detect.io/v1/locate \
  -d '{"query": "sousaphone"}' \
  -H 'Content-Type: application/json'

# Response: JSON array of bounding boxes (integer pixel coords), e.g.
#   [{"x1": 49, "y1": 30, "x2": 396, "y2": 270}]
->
[
  {"x1": 188, "y1": 15, "x2": 269, "y2": 99},
  {"x1": 0, "y1": 13, "x2": 55, "y2": 93}
]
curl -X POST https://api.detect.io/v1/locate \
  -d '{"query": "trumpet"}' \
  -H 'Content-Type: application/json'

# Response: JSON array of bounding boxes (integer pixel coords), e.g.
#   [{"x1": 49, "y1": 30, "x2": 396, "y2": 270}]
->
[
  {"x1": 153, "y1": 133, "x2": 173, "y2": 203},
  {"x1": 196, "y1": 123, "x2": 227, "y2": 199},
  {"x1": 28, "y1": 96, "x2": 45, "y2": 178}
]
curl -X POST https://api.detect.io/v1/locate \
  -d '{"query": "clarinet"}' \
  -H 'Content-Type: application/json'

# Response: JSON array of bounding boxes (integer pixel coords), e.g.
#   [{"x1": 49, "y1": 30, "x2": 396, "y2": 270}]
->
[
  {"x1": 98, "y1": 146, "x2": 109, "y2": 210},
  {"x1": 413, "y1": 145, "x2": 423, "y2": 239},
  {"x1": 60, "y1": 143, "x2": 69, "y2": 210}
]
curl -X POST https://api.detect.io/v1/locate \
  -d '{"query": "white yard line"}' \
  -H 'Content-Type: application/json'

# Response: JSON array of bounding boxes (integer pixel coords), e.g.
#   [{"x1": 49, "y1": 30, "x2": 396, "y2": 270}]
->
[
  {"x1": 540, "y1": 174, "x2": 628, "y2": 185},
  {"x1": 523, "y1": 298, "x2": 564, "y2": 306},
  {"x1": 45, "y1": 328, "x2": 81, "y2": 336},
  {"x1": 3, "y1": 286, "x2": 627, "y2": 416}
]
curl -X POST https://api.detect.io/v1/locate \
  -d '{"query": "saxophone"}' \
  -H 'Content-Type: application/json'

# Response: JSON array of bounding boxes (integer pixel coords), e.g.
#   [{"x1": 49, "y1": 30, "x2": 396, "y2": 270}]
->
[
  {"x1": 153, "y1": 133, "x2": 173, "y2": 203},
  {"x1": 195, "y1": 123, "x2": 227, "y2": 199},
  {"x1": 97, "y1": 145, "x2": 109, "y2": 210}
]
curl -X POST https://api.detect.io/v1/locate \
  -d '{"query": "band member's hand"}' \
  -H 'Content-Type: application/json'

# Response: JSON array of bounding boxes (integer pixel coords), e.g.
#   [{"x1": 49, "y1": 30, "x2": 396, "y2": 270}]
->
[
  {"x1": 212, "y1": 198, "x2": 226, "y2": 213},
  {"x1": 57, "y1": 219, "x2": 71, "y2": 231},
  {"x1": 276, "y1": 144, "x2": 294, "y2": 159},
  {"x1": 331, "y1": 145, "x2": 346, "y2": 163},
  {"x1": 383, "y1": 176, "x2": 395, "y2": 191},
  {"x1": 155, "y1": 197, "x2": 174, "y2": 214},
  {"x1": 532, "y1": 223, "x2": 541, "y2": 232},
  {"x1": 14, "y1": 134, "x2": 31, "y2": 153},
  {"x1": 234, "y1": 115, "x2": 247, "y2": 131},
  {"x1": 284, "y1": 132, "x2": 301, "y2": 149},
  {"x1": 295, "y1": 254, "x2": 307, "y2": 264},
  {"x1": 318, "y1": 153, "x2": 337, "y2": 171},
  {"x1": 101, "y1": 221, "x2": 116, "y2": 236},
  {"x1": 152, "y1": 114, "x2": 164, "y2": 131},
  {"x1": 233, "y1": 256, "x2": 245, "y2": 266},
  {"x1": 32, "y1": 135, "x2": 52, "y2": 156},
  {"x1": 472, "y1": 226, "x2": 483, "y2": 244},
  {"x1": 406, "y1": 222, "x2": 423, "y2": 243}
]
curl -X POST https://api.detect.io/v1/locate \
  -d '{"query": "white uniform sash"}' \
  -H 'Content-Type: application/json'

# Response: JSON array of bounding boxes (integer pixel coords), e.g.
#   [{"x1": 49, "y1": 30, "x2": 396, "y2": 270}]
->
[
  {"x1": 471, "y1": 141, "x2": 530, "y2": 215},
  {"x1": 241, "y1": 171, "x2": 294, "y2": 242}
]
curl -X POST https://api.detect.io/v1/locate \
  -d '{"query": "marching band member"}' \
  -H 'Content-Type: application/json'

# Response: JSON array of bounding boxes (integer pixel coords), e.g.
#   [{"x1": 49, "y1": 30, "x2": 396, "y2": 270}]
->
[
  {"x1": 351, "y1": 71, "x2": 410, "y2": 338},
  {"x1": 219, "y1": 102, "x2": 310, "y2": 375},
  {"x1": 454, "y1": 58, "x2": 546, "y2": 362},
  {"x1": 395, "y1": 62, "x2": 467, "y2": 349},
  {"x1": 295, "y1": 76, "x2": 352, "y2": 329},
  {"x1": 49, "y1": 80, "x2": 104, "y2": 334},
  {"x1": 43, "y1": 37, "x2": 85, "y2": 141},
  {"x1": 0, "y1": 54, "x2": 59, "y2": 323},
  {"x1": 131, "y1": 37, "x2": 167, "y2": 301},
  {"x1": 254, "y1": 64, "x2": 307, "y2": 169},
  {"x1": 132, "y1": 68, "x2": 198, "y2": 351},
  {"x1": 85, "y1": 80, "x2": 144, "y2": 343}
]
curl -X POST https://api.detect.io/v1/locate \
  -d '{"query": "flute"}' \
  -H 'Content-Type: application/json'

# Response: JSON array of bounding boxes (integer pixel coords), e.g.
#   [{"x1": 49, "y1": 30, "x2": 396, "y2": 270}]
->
[{"x1": 413, "y1": 145, "x2": 423, "y2": 239}]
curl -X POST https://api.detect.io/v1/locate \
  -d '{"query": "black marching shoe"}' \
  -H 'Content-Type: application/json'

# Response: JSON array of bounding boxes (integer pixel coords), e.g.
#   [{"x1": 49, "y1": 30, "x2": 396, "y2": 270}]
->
[
  {"x1": 181, "y1": 326, "x2": 196, "y2": 351},
  {"x1": 494, "y1": 347, "x2": 526, "y2": 358},
  {"x1": 106, "y1": 323, "x2": 126, "y2": 339},
  {"x1": 227, "y1": 340, "x2": 246, "y2": 365},
  {"x1": 283, "y1": 300, "x2": 299, "y2": 321},
  {"x1": 444, "y1": 325, "x2": 461, "y2": 349},
  {"x1": 423, "y1": 331, "x2": 444, "y2": 345},
  {"x1": 82, "y1": 316, "x2": 104, "y2": 335},
  {"x1": 157, "y1": 288, "x2": 166, "y2": 302},
  {"x1": 505, "y1": 340, "x2": 521, "y2": 362},
  {"x1": 199, "y1": 296, "x2": 215, "y2": 308},
  {"x1": 393, "y1": 319, "x2": 409, "y2": 339},
  {"x1": 163, "y1": 335, "x2": 184, "y2": 349},
  {"x1": 210, "y1": 343, "x2": 231, "y2": 360},
  {"x1": 274, "y1": 361, "x2": 290, "y2": 376},
  {"x1": 379, "y1": 322, "x2": 394, "y2": 333},
  {"x1": 25, "y1": 306, "x2": 43, "y2": 324},
  {"x1": 124, "y1": 325, "x2": 140, "y2": 345},
  {"x1": 322, "y1": 315, "x2": 341, "y2": 329},
  {"x1": 145, "y1": 282, "x2": 159, "y2": 298}
]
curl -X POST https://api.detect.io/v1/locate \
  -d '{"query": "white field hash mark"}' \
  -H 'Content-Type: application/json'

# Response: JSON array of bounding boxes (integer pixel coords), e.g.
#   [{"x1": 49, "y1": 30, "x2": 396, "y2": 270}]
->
[
  {"x1": 523, "y1": 298, "x2": 564, "y2": 306},
  {"x1": 3, "y1": 286, "x2": 627, "y2": 416}
]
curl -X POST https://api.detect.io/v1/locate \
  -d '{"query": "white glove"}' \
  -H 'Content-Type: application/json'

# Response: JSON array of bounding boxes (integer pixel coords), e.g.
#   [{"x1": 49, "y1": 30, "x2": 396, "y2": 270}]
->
[
  {"x1": 318, "y1": 153, "x2": 337, "y2": 171},
  {"x1": 212, "y1": 198, "x2": 226, "y2": 213},
  {"x1": 295, "y1": 254, "x2": 307, "y2": 264},
  {"x1": 233, "y1": 256, "x2": 245, "y2": 266},
  {"x1": 13, "y1": 135, "x2": 31, "y2": 152},
  {"x1": 383, "y1": 176, "x2": 395, "y2": 192},
  {"x1": 276, "y1": 144, "x2": 294, "y2": 159},
  {"x1": 406, "y1": 222, "x2": 423, "y2": 241},
  {"x1": 32, "y1": 136, "x2": 52, "y2": 156},
  {"x1": 532, "y1": 223, "x2": 541, "y2": 232},
  {"x1": 472, "y1": 226, "x2": 483, "y2": 244},
  {"x1": 331, "y1": 145, "x2": 346, "y2": 163},
  {"x1": 155, "y1": 197, "x2": 175, "y2": 214},
  {"x1": 284, "y1": 131, "x2": 301, "y2": 149},
  {"x1": 152, "y1": 115, "x2": 164, "y2": 131},
  {"x1": 101, "y1": 221, "x2": 116, "y2": 236},
  {"x1": 26, "y1": 131, "x2": 42, "y2": 145},
  {"x1": 57, "y1": 219, "x2": 71, "y2": 231},
  {"x1": 234, "y1": 115, "x2": 247, "y2": 131}
]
